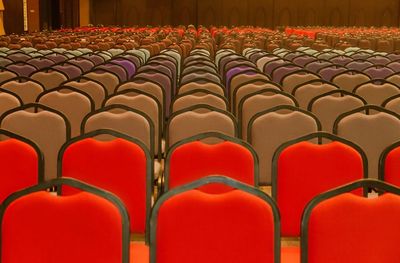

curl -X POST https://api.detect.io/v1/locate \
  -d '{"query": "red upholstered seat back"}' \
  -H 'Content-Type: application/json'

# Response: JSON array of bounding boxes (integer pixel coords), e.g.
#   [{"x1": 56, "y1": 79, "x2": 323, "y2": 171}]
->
[
  {"x1": 382, "y1": 145, "x2": 400, "y2": 186},
  {"x1": 155, "y1": 189, "x2": 276, "y2": 263},
  {"x1": 167, "y1": 141, "x2": 256, "y2": 193},
  {"x1": 1, "y1": 191, "x2": 124, "y2": 263},
  {"x1": 306, "y1": 193, "x2": 400, "y2": 263},
  {"x1": 0, "y1": 139, "x2": 39, "y2": 203},
  {"x1": 276, "y1": 141, "x2": 364, "y2": 237},
  {"x1": 61, "y1": 138, "x2": 148, "y2": 234}
]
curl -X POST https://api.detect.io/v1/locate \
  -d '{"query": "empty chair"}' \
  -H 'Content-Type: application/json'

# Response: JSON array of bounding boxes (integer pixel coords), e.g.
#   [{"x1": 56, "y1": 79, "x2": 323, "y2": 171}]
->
[
  {"x1": 150, "y1": 176, "x2": 280, "y2": 263},
  {"x1": 272, "y1": 132, "x2": 366, "y2": 238},
  {"x1": 171, "y1": 90, "x2": 228, "y2": 112},
  {"x1": 331, "y1": 70, "x2": 371, "y2": 92},
  {"x1": 37, "y1": 87, "x2": 94, "y2": 137},
  {"x1": 30, "y1": 68, "x2": 69, "y2": 90},
  {"x1": 0, "y1": 129, "x2": 43, "y2": 203},
  {"x1": 271, "y1": 64, "x2": 302, "y2": 84},
  {"x1": 178, "y1": 81, "x2": 225, "y2": 97},
  {"x1": 0, "y1": 68, "x2": 18, "y2": 83},
  {"x1": 26, "y1": 57, "x2": 55, "y2": 69},
  {"x1": 164, "y1": 133, "x2": 258, "y2": 192},
  {"x1": 292, "y1": 80, "x2": 339, "y2": 109},
  {"x1": 317, "y1": 65, "x2": 347, "y2": 81},
  {"x1": 59, "y1": 130, "x2": 152, "y2": 236},
  {"x1": 0, "y1": 89, "x2": 23, "y2": 116},
  {"x1": 82, "y1": 104, "x2": 154, "y2": 156},
  {"x1": 334, "y1": 105, "x2": 400, "y2": 178},
  {"x1": 281, "y1": 70, "x2": 320, "y2": 94},
  {"x1": 53, "y1": 63, "x2": 83, "y2": 79},
  {"x1": 229, "y1": 72, "x2": 270, "y2": 98},
  {"x1": 6, "y1": 62, "x2": 37, "y2": 77},
  {"x1": 353, "y1": 80, "x2": 400, "y2": 105},
  {"x1": 68, "y1": 57, "x2": 95, "y2": 73},
  {"x1": 0, "y1": 104, "x2": 71, "y2": 180},
  {"x1": 301, "y1": 180, "x2": 400, "y2": 263},
  {"x1": 363, "y1": 65, "x2": 395, "y2": 79},
  {"x1": 63, "y1": 77, "x2": 108, "y2": 109},
  {"x1": 304, "y1": 60, "x2": 332, "y2": 73},
  {"x1": 308, "y1": 90, "x2": 366, "y2": 132},
  {"x1": 1, "y1": 178, "x2": 133, "y2": 263},
  {"x1": 166, "y1": 105, "x2": 238, "y2": 150},
  {"x1": 248, "y1": 105, "x2": 321, "y2": 185},
  {"x1": 0, "y1": 77, "x2": 45, "y2": 104},
  {"x1": 239, "y1": 89, "x2": 298, "y2": 139},
  {"x1": 96, "y1": 63, "x2": 128, "y2": 83}
]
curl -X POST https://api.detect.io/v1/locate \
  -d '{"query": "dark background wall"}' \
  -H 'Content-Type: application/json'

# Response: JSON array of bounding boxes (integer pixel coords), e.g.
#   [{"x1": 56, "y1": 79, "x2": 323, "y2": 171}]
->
[{"x1": 90, "y1": 0, "x2": 400, "y2": 28}]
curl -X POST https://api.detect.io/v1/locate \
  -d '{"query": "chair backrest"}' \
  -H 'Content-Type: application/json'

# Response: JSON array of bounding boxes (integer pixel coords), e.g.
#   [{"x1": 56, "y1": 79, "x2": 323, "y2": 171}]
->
[
  {"x1": 171, "y1": 90, "x2": 228, "y2": 113},
  {"x1": 229, "y1": 72, "x2": 270, "y2": 99},
  {"x1": 281, "y1": 70, "x2": 320, "y2": 94},
  {"x1": 150, "y1": 176, "x2": 280, "y2": 263},
  {"x1": 272, "y1": 132, "x2": 366, "y2": 237},
  {"x1": 63, "y1": 78, "x2": 107, "y2": 109},
  {"x1": 178, "y1": 81, "x2": 225, "y2": 97},
  {"x1": 301, "y1": 180, "x2": 400, "y2": 263},
  {"x1": 84, "y1": 69, "x2": 120, "y2": 95},
  {"x1": 0, "y1": 178, "x2": 130, "y2": 263},
  {"x1": 0, "y1": 129, "x2": 43, "y2": 203},
  {"x1": 37, "y1": 87, "x2": 94, "y2": 137},
  {"x1": 30, "y1": 68, "x2": 69, "y2": 90},
  {"x1": 334, "y1": 105, "x2": 400, "y2": 179},
  {"x1": 0, "y1": 68, "x2": 18, "y2": 83},
  {"x1": 363, "y1": 65, "x2": 394, "y2": 79},
  {"x1": 379, "y1": 140, "x2": 400, "y2": 186},
  {"x1": 82, "y1": 104, "x2": 154, "y2": 156},
  {"x1": 239, "y1": 89, "x2": 298, "y2": 139},
  {"x1": 0, "y1": 89, "x2": 23, "y2": 115},
  {"x1": 309, "y1": 90, "x2": 366, "y2": 132},
  {"x1": 331, "y1": 70, "x2": 371, "y2": 92},
  {"x1": 0, "y1": 104, "x2": 70, "y2": 180},
  {"x1": 292, "y1": 80, "x2": 339, "y2": 109},
  {"x1": 6, "y1": 62, "x2": 37, "y2": 77},
  {"x1": 166, "y1": 105, "x2": 238, "y2": 150},
  {"x1": 248, "y1": 105, "x2": 321, "y2": 185},
  {"x1": 59, "y1": 130, "x2": 152, "y2": 236},
  {"x1": 0, "y1": 77, "x2": 45, "y2": 104},
  {"x1": 382, "y1": 93, "x2": 400, "y2": 115},
  {"x1": 165, "y1": 133, "x2": 258, "y2": 193},
  {"x1": 353, "y1": 80, "x2": 400, "y2": 105}
]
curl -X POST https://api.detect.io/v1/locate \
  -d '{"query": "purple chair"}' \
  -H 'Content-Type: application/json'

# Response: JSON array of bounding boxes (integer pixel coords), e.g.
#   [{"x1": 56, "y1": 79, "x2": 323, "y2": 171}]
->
[
  {"x1": 53, "y1": 63, "x2": 83, "y2": 79},
  {"x1": 67, "y1": 57, "x2": 95, "y2": 73},
  {"x1": 366, "y1": 55, "x2": 391, "y2": 65},
  {"x1": 111, "y1": 58, "x2": 136, "y2": 79},
  {"x1": 81, "y1": 54, "x2": 105, "y2": 66},
  {"x1": 263, "y1": 59, "x2": 291, "y2": 77},
  {"x1": 26, "y1": 57, "x2": 55, "y2": 70},
  {"x1": 6, "y1": 63, "x2": 37, "y2": 77},
  {"x1": 363, "y1": 66, "x2": 395, "y2": 79},
  {"x1": 318, "y1": 65, "x2": 347, "y2": 81},
  {"x1": 330, "y1": 55, "x2": 353, "y2": 66},
  {"x1": 346, "y1": 60, "x2": 374, "y2": 71},
  {"x1": 292, "y1": 55, "x2": 317, "y2": 67},
  {"x1": 44, "y1": 53, "x2": 68, "y2": 64},
  {"x1": 95, "y1": 63, "x2": 128, "y2": 83},
  {"x1": 7, "y1": 52, "x2": 31, "y2": 62},
  {"x1": 305, "y1": 60, "x2": 332, "y2": 73},
  {"x1": 271, "y1": 64, "x2": 302, "y2": 84},
  {"x1": 387, "y1": 62, "x2": 400, "y2": 73}
]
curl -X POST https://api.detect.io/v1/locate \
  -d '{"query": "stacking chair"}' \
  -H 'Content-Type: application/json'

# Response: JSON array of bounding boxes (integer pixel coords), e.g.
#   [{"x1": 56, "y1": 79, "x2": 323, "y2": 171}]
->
[
  {"x1": 353, "y1": 80, "x2": 400, "y2": 105},
  {"x1": 81, "y1": 104, "x2": 154, "y2": 156},
  {"x1": 67, "y1": 57, "x2": 95, "y2": 73},
  {"x1": 248, "y1": 105, "x2": 321, "y2": 185},
  {"x1": 317, "y1": 65, "x2": 347, "y2": 81},
  {"x1": 271, "y1": 64, "x2": 302, "y2": 84},
  {"x1": 345, "y1": 60, "x2": 374, "y2": 71},
  {"x1": 63, "y1": 77, "x2": 108, "y2": 109},
  {"x1": 308, "y1": 90, "x2": 366, "y2": 132},
  {"x1": 363, "y1": 65, "x2": 394, "y2": 79},
  {"x1": 36, "y1": 87, "x2": 94, "y2": 137},
  {"x1": 0, "y1": 77, "x2": 45, "y2": 104},
  {"x1": 292, "y1": 80, "x2": 339, "y2": 109},
  {"x1": 84, "y1": 68, "x2": 120, "y2": 95},
  {"x1": 331, "y1": 70, "x2": 371, "y2": 92},
  {"x1": 0, "y1": 129, "x2": 43, "y2": 203},
  {"x1": 171, "y1": 90, "x2": 228, "y2": 112},
  {"x1": 0, "y1": 68, "x2": 18, "y2": 83},
  {"x1": 333, "y1": 105, "x2": 400, "y2": 179},
  {"x1": 150, "y1": 176, "x2": 280, "y2": 263},
  {"x1": 166, "y1": 105, "x2": 238, "y2": 150},
  {"x1": 382, "y1": 93, "x2": 400, "y2": 115},
  {"x1": 301, "y1": 180, "x2": 400, "y2": 263},
  {"x1": 0, "y1": 104, "x2": 71, "y2": 180},
  {"x1": 0, "y1": 178, "x2": 135, "y2": 263},
  {"x1": 164, "y1": 133, "x2": 258, "y2": 193},
  {"x1": 178, "y1": 81, "x2": 225, "y2": 97},
  {"x1": 0, "y1": 89, "x2": 23, "y2": 116},
  {"x1": 281, "y1": 70, "x2": 320, "y2": 94},
  {"x1": 304, "y1": 60, "x2": 332, "y2": 73},
  {"x1": 229, "y1": 72, "x2": 270, "y2": 98},
  {"x1": 6, "y1": 62, "x2": 37, "y2": 77},
  {"x1": 53, "y1": 62, "x2": 83, "y2": 79},
  {"x1": 59, "y1": 130, "x2": 152, "y2": 237},
  {"x1": 96, "y1": 63, "x2": 128, "y2": 83},
  {"x1": 239, "y1": 89, "x2": 298, "y2": 139},
  {"x1": 272, "y1": 132, "x2": 366, "y2": 238},
  {"x1": 30, "y1": 68, "x2": 69, "y2": 90},
  {"x1": 26, "y1": 57, "x2": 55, "y2": 70}
]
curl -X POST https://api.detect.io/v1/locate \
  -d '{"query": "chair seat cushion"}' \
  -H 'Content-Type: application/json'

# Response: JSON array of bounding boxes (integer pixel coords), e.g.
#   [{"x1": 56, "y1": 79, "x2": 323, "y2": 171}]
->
[
  {"x1": 130, "y1": 242, "x2": 149, "y2": 263},
  {"x1": 281, "y1": 246, "x2": 300, "y2": 263}
]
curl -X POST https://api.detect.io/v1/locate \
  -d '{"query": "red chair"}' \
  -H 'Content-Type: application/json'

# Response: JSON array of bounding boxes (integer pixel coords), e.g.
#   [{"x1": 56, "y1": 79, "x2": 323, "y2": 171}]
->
[
  {"x1": 379, "y1": 140, "x2": 400, "y2": 186},
  {"x1": 0, "y1": 178, "x2": 135, "y2": 263},
  {"x1": 272, "y1": 132, "x2": 367, "y2": 237},
  {"x1": 164, "y1": 132, "x2": 258, "y2": 193},
  {"x1": 150, "y1": 176, "x2": 280, "y2": 263},
  {"x1": 58, "y1": 129, "x2": 152, "y2": 237},
  {"x1": 301, "y1": 179, "x2": 400, "y2": 263},
  {"x1": 0, "y1": 129, "x2": 43, "y2": 203}
]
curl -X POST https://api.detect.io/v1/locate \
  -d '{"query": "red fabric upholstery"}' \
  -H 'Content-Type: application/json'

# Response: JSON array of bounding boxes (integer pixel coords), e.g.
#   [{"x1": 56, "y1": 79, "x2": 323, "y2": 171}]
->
[
  {"x1": 168, "y1": 141, "x2": 255, "y2": 193},
  {"x1": 0, "y1": 139, "x2": 39, "y2": 203},
  {"x1": 61, "y1": 138, "x2": 148, "y2": 234},
  {"x1": 155, "y1": 189, "x2": 276, "y2": 263},
  {"x1": 130, "y1": 242, "x2": 149, "y2": 263},
  {"x1": 306, "y1": 193, "x2": 400, "y2": 263},
  {"x1": 2, "y1": 191, "x2": 124, "y2": 263},
  {"x1": 281, "y1": 246, "x2": 300, "y2": 263},
  {"x1": 383, "y1": 146, "x2": 400, "y2": 186},
  {"x1": 277, "y1": 141, "x2": 364, "y2": 237}
]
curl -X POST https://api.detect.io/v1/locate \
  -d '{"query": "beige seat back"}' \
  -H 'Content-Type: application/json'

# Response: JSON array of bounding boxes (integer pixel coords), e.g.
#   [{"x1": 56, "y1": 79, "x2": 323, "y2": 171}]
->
[
  {"x1": 30, "y1": 70, "x2": 68, "y2": 90},
  {"x1": 1, "y1": 78, "x2": 45, "y2": 104},
  {"x1": 178, "y1": 82, "x2": 224, "y2": 97},
  {"x1": 332, "y1": 71, "x2": 371, "y2": 92},
  {"x1": 353, "y1": 81, "x2": 400, "y2": 105},
  {"x1": 293, "y1": 80, "x2": 339, "y2": 109},
  {"x1": 281, "y1": 71, "x2": 320, "y2": 94},
  {"x1": 172, "y1": 91, "x2": 228, "y2": 113},
  {"x1": 85, "y1": 70, "x2": 120, "y2": 95}
]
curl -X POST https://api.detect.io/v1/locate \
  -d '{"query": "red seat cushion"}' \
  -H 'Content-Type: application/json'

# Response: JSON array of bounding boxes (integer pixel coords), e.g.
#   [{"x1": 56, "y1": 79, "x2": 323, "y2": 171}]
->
[
  {"x1": 130, "y1": 242, "x2": 149, "y2": 263},
  {"x1": 383, "y1": 146, "x2": 400, "y2": 186},
  {"x1": 281, "y1": 246, "x2": 300, "y2": 263}
]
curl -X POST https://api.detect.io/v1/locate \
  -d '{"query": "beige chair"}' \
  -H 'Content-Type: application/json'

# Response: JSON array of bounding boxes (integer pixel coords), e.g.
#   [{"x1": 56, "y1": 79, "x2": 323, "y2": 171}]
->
[
  {"x1": 84, "y1": 69, "x2": 120, "y2": 95},
  {"x1": 81, "y1": 104, "x2": 154, "y2": 156},
  {"x1": 386, "y1": 73, "x2": 400, "y2": 87},
  {"x1": 248, "y1": 105, "x2": 321, "y2": 185},
  {"x1": 292, "y1": 80, "x2": 339, "y2": 109},
  {"x1": 0, "y1": 104, "x2": 71, "y2": 180},
  {"x1": 63, "y1": 77, "x2": 107, "y2": 110},
  {"x1": 0, "y1": 77, "x2": 45, "y2": 104},
  {"x1": 171, "y1": 90, "x2": 228, "y2": 113},
  {"x1": 232, "y1": 80, "x2": 281, "y2": 116},
  {"x1": 0, "y1": 68, "x2": 18, "y2": 83},
  {"x1": 166, "y1": 105, "x2": 238, "y2": 150},
  {"x1": 332, "y1": 70, "x2": 371, "y2": 92},
  {"x1": 0, "y1": 89, "x2": 23, "y2": 116},
  {"x1": 238, "y1": 89, "x2": 298, "y2": 140},
  {"x1": 281, "y1": 70, "x2": 320, "y2": 94},
  {"x1": 229, "y1": 72, "x2": 270, "y2": 99},
  {"x1": 104, "y1": 90, "x2": 161, "y2": 157},
  {"x1": 178, "y1": 82, "x2": 225, "y2": 97},
  {"x1": 309, "y1": 90, "x2": 367, "y2": 132},
  {"x1": 333, "y1": 105, "x2": 400, "y2": 179},
  {"x1": 256, "y1": 55, "x2": 280, "y2": 71},
  {"x1": 29, "y1": 69, "x2": 68, "y2": 90},
  {"x1": 382, "y1": 94, "x2": 400, "y2": 115},
  {"x1": 353, "y1": 80, "x2": 400, "y2": 106},
  {"x1": 37, "y1": 87, "x2": 94, "y2": 137}
]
